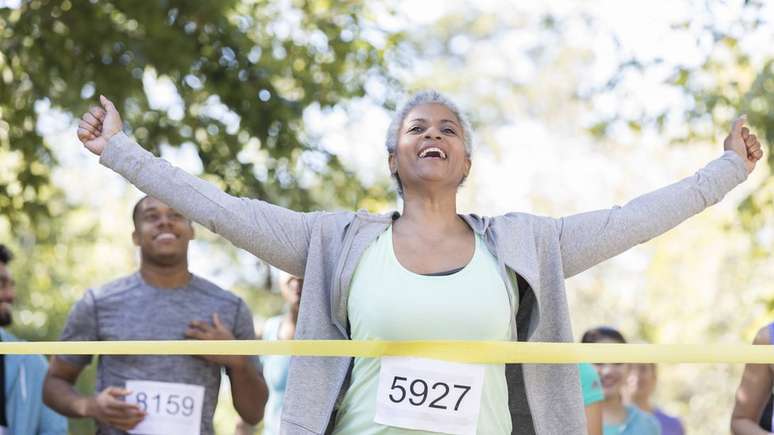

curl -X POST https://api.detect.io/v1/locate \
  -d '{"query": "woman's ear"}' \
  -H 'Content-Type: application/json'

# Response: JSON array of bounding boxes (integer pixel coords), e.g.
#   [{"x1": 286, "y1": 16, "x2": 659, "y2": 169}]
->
[{"x1": 388, "y1": 153, "x2": 398, "y2": 175}]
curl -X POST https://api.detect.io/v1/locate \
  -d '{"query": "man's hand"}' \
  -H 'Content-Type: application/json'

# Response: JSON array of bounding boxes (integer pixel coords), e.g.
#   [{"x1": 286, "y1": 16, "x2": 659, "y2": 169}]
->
[
  {"x1": 186, "y1": 313, "x2": 248, "y2": 370},
  {"x1": 77, "y1": 95, "x2": 123, "y2": 156},
  {"x1": 724, "y1": 115, "x2": 764, "y2": 174},
  {"x1": 86, "y1": 386, "x2": 146, "y2": 431}
]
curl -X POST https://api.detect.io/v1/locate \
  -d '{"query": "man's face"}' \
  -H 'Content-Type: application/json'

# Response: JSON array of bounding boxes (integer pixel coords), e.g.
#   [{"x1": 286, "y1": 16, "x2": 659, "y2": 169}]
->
[
  {"x1": 132, "y1": 197, "x2": 194, "y2": 266},
  {"x1": 0, "y1": 262, "x2": 15, "y2": 326}
]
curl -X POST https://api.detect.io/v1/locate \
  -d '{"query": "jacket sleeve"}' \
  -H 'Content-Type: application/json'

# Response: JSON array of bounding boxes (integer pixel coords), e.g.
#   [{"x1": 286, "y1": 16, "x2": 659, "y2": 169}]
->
[
  {"x1": 36, "y1": 404, "x2": 68, "y2": 435},
  {"x1": 31, "y1": 355, "x2": 68, "y2": 434},
  {"x1": 100, "y1": 132, "x2": 320, "y2": 276},
  {"x1": 556, "y1": 151, "x2": 748, "y2": 278}
]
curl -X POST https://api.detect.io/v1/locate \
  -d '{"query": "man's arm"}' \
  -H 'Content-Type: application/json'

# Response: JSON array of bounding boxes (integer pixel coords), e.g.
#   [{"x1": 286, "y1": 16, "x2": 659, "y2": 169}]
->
[
  {"x1": 43, "y1": 357, "x2": 92, "y2": 418},
  {"x1": 731, "y1": 326, "x2": 774, "y2": 435},
  {"x1": 226, "y1": 357, "x2": 269, "y2": 425},
  {"x1": 43, "y1": 357, "x2": 146, "y2": 431}
]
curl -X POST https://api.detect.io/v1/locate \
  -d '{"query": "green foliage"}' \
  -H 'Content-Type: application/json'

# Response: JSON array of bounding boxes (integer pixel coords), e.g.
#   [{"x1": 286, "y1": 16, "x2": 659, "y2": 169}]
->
[
  {"x1": 0, "y1": 0, "x2": 399, "y2": 230},
  {"x1": 1, "y1": 2, "x2": 401, "y2": 432},
  {"x1": 0, "y1": 0, "x2": 403, "y2": 357},
  {"x1": 669, "y1": 35, "x2": 774, "y2": 243},
  {"x1": 576, "y1": 0, "x2": 774, "y2": 258}
]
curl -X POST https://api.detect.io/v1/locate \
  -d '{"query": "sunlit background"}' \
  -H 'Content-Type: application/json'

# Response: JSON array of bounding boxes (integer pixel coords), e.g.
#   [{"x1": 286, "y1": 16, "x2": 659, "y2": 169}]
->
[{"x1": 2, "y1": 0, "x2": 774, "y2": 432}]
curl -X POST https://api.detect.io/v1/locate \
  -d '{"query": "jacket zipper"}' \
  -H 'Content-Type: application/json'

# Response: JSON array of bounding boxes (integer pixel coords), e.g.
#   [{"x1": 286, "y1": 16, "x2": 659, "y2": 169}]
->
[
  {"x1": 487, "y1": 229, "x2": 541, "y2": 435},
  {"x1": 330, "y1": 217, "x2": 360, "y2": 337}
]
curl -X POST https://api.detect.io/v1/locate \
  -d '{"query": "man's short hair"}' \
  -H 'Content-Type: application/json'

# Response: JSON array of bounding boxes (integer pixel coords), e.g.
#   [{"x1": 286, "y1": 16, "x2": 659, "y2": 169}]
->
[
  {"x1": 0, "y1": 244, "x2": 12, "y2": 265},
  {"x1": 132, "y1": 195, "x2": 150, "y2": 228}
]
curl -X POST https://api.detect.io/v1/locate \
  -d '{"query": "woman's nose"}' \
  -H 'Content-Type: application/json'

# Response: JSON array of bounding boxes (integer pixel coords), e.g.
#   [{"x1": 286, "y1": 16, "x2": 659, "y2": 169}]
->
[{"x1": 424, "y1": 128, "x2": 441, "y2": 139}]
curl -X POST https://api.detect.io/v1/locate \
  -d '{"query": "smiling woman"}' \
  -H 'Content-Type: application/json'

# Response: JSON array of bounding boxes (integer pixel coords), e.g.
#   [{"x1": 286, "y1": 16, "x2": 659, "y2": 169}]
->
[
  {"x1": 384, "y1": 91, "x2": 474, "y2": 199},
  {"x1": 75, "y1": 90, "x2": 762, "y2": 434},
  {"x1": 582, "y1": 327, "x2": 661, "y2": 435}
]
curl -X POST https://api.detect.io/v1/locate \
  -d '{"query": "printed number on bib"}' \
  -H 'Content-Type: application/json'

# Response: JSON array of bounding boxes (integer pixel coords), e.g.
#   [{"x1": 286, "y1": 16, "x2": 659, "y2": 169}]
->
[
  {"x1": 375, "y1": 357, "x2": 485, "y2": 435},
  {"x1": 387, "y1": 377, "x2": 471, "y2": 410},
  {"x1": 125, "y1": 380, "x2": 205, "y2": 435}
]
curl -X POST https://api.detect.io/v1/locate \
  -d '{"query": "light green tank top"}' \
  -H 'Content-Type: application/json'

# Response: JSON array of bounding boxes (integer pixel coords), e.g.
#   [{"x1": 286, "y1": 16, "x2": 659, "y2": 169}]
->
[{"x1": 333, "y1": 226, "x2": 513, "y2": 435}]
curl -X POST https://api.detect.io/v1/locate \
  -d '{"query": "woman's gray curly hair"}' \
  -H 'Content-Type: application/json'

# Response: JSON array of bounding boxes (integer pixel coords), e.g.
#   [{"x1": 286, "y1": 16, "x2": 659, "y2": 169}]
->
[{"x1": 385, "y1": 90, "x2": 474, "y2": 196}]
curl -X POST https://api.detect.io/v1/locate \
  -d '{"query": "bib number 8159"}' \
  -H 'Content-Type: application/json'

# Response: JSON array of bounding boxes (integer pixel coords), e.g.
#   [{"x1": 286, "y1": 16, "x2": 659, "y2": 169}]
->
[
  {"x1": 132, "y1": 391, "x2": 196, "y2": 417},
  {"x1": 125, "y1": 380, "x2": 205, "y2": 435},
  {"x1": 388, "y1": 376, "x2": 471, "y2": 411}
]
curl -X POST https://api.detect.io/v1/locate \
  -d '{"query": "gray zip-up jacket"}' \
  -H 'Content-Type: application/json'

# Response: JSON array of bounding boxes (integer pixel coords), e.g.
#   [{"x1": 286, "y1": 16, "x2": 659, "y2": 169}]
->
[{"x1": 100, "y1": 132, "x2": 748, "y2": 434}]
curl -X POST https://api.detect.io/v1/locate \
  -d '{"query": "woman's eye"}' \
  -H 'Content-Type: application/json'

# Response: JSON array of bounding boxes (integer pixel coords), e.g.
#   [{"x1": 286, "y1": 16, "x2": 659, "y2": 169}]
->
[
  {"x1": 443, "y1": 128, "x2": 456, "y2": 135},
  {"x1": 408, "y1": 126, "x2": 423, "y2": 133}
]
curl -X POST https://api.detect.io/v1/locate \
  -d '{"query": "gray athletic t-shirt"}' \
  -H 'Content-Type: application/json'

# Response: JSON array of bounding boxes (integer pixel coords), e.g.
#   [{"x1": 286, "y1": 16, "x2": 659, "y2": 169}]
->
[{"x1": 60, "y1": 272, "x2": 260, "y2": 435}]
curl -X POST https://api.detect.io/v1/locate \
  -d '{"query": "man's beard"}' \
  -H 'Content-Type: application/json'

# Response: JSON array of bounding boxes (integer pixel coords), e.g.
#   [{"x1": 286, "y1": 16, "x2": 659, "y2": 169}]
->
[{"x1": 0, "y1": 310, "x2": 12, "y2": 327}]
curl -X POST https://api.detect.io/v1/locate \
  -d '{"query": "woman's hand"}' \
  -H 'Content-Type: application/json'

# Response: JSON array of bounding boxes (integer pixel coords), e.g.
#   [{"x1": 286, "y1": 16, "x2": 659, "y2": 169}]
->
[
  {"x1": 77, "y1": 95, "x2": 123, "y2": 156},
  {"x1": 724, "y1": 115, "x2": 764, "y2": 174}
]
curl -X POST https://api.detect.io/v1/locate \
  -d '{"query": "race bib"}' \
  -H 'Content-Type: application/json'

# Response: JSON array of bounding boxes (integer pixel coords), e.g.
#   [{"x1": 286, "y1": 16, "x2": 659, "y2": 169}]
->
[
  {"x1": 124, "y1": 380, "x2": 205, "y2": 435},
  {"x1": 374, "y1": 357, "x2": 485, "y2": 435}
]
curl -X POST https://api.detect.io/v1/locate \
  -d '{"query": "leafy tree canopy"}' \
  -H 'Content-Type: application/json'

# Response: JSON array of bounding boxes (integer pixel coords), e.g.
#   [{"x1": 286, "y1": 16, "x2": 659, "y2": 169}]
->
[{"x1": 0, "y1": 0, "x2": 401, "y2": 231}]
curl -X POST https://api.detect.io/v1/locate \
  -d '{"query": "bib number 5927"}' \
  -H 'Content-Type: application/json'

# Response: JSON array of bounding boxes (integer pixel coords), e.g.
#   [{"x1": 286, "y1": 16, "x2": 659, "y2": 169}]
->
[
  {"x1": 388, "y1": 376, "x2": 471, "y2": 411},
  {"x1": 375, "y1": 357, "x2": 485, "y2": 435}
]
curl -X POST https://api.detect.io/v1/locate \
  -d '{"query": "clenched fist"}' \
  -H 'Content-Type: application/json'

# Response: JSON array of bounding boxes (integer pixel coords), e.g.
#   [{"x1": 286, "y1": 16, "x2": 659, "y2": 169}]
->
[
  {"x1": 724, "y1": 115, "x2": 764, "y2": 174},
  {"x1": 77, "y1": 95, "x2": 123, "y2": 156}
]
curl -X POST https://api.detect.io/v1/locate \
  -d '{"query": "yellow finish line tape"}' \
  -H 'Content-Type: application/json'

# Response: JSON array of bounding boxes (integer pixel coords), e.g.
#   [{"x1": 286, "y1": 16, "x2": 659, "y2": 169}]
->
[{"x1": 0, "y1": 341, "x2": 771, "y2": 364}]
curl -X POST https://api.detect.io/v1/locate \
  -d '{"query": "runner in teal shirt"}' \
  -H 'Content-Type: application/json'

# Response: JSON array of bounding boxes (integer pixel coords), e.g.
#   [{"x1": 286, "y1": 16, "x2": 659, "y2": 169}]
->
[
  {"x1": 582, "y1": 327, "x2": 660, "y2": 435},
  {"x1": 581, "y1": 362, "x2": 605, "y2": 405}
]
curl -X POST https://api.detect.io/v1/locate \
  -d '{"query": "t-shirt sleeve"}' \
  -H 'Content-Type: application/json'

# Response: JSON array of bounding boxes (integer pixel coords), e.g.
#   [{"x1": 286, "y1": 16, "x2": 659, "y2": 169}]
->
[
  {"x1": 579, "y1": 363, "x2": 604, "y2": 406},
  {"x1": 58, "y1": 289, "x2": 98, "y2": 367},
  {"x1": 233, "y1": 298, "x2": 262, "y2": 371},
  {"x1": 646, "y1": 412, "x2": 663, "y2": 435}
]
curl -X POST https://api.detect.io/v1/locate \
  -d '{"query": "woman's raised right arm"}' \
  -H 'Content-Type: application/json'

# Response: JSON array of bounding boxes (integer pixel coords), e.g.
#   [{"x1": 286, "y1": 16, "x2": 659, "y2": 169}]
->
[{"x1": 79, "y1": 96, "x2": 318, "y2": 276}]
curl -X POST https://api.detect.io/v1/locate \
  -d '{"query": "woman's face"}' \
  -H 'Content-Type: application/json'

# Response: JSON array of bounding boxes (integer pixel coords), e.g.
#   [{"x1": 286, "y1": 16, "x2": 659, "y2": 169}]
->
[
  {"x1": 595, "y1": 362, "x2": 628, "y2": 398},
  {"x1": 389, "y1": 103, "x2": 470, "y2": 196},
  {"x1": 281, "y1": 277, "x2": 303, "y2": 307},
  {"x1": 592, "y1": 339, "x2": 629, "y2": 398}
]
